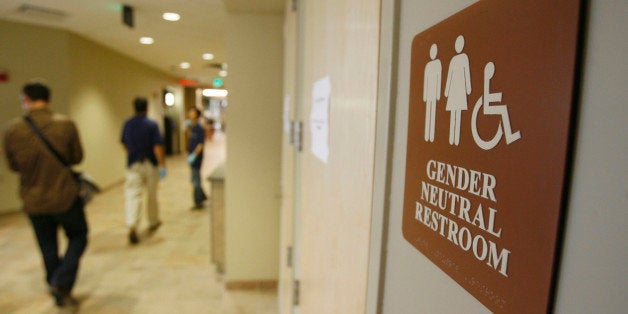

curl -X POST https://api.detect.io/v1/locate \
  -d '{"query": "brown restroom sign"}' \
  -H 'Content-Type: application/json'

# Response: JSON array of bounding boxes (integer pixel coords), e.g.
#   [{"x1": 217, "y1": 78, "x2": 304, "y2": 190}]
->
[{"x1": 401, "y1": 0, "x2": 583, "y2": 312}]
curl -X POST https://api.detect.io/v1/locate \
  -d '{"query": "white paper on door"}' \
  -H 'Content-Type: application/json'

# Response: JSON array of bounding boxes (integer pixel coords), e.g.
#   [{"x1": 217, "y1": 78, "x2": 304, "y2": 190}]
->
[{"x1": 310, "y1": 76, "x2": 331, "y2": 163}]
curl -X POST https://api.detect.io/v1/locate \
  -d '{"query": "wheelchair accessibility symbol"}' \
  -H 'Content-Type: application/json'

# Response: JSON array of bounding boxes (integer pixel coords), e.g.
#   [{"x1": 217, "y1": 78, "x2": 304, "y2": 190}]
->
[
  {"x1": 471, "y1": 62, "x2": 521, "y2": 150},
  {"x1": 422, "y1": 35, "x2": 521, "y2": 150}
]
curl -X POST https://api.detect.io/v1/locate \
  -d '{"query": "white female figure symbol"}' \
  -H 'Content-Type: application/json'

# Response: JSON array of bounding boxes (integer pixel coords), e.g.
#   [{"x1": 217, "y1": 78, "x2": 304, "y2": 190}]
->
[
  {"x1": 444, "y1": 35, "x2": 472, "y2": 146},
  {"x1": 423, "y1": 43, "x2": 442, "y2": 142}
]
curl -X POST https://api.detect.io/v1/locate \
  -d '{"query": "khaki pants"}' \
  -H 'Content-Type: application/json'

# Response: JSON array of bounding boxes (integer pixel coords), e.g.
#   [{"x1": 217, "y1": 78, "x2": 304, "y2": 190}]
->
[{"x1": 124, "y1": 161, "x2": 159, "y2": 229}]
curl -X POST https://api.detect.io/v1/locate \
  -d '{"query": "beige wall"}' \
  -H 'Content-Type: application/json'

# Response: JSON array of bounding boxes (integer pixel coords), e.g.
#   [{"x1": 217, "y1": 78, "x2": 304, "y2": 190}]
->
[
  {"x1": 66, "y1": 33, "x2": 181, "y2": 188},
  {"x1": 553, "y1": 1, "x2": 627, "y2": 312},
  {"x1": 0, "y1": 20, "x2": 71, "y2": 212},
  {"x1": 375, "y1": 1, "x2": 628, "y2": 313},
  {"x1": 224, "y1": 13, "x2": 283, "y2": 282},
  {"x1": 0, "y1": 19, "x2": 179, "y2": 213}
]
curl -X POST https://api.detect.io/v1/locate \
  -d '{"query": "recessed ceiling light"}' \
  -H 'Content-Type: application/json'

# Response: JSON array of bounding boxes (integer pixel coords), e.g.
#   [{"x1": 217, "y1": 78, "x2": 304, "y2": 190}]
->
[
  {"x1": 139, "y1": 37, "x2": 154, "y2": 44},
  {"x1": 162, "y1": 12, "x2": 180, "y2": 21},
  {"x1": 202, "y1": 53, "x2": 214, "y2": 60},
  {"x1": 203, "y1": 89, "x2": 228, "y2": 98},
  {"x1": 219, "y1": 70, "x2": 228, "y2": 77},
  {"x1": 180, "y1": 62, "x2": 191, "y2": 69}
]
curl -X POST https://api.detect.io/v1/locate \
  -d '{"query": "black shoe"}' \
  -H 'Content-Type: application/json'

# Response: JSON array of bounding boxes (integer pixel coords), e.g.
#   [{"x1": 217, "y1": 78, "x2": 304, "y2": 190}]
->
[
  {"x1": 129, "y1": 229, "x2": 139, "y2": 244},
  {"x1": 50, "y1": 287, "x2": 79, "y2": 308},
  {"x1": 57, "y1": 294, "x2": 79, "y2": 308},
  {"x1": 148, "y1": 221, "x2": 162, "y2": 232}
]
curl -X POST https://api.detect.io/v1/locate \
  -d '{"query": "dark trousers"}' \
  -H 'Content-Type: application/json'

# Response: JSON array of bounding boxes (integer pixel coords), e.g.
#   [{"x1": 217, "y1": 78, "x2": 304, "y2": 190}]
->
[
  {"x1": 191, "y1": 167, "x2": 207, "y2": 206},
  {"x1": 28, "y1": 198, "x2": 88, "y2": 292}
]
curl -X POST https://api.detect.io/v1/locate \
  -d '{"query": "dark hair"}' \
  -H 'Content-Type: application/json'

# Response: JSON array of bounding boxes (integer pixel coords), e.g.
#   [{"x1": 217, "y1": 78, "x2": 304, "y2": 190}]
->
[
  {"x1": 192, "y1": 107, "x2": 201, "y2": 118},
  {"x1": 23, "y1": 82, "x2": 50, "y2": 102},
  {"x1": 134, "y1": 97, "x2": 148, "y2": 113}
]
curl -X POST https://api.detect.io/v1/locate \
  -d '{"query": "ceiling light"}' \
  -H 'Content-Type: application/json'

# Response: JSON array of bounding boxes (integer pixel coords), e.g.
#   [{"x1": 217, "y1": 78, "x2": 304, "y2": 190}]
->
[
  {"x1": 139, "y1": 37, "x2": 154, "y2": 44},
  {"x1": 180, "y1": 62, "x2": 191, "y2": 69},
  {"x1": 202, "y1": 89, "x2": 228, "y2": 98},
  {"x1": 162, "y1": 12, "x2": 180, "y2": 21},
  {"x1": 219, "y1": 70, "x2": 228, "y2": 77},
  {"x1": 202, "y1": 53, "x2": 214, "y2": 60}
]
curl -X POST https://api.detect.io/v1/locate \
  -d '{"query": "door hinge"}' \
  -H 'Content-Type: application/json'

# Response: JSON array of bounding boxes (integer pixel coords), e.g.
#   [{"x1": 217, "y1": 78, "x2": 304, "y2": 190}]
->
[
  {"x1": 289, "y1": 120, "x2": 295, "y2": 145},
  {"x1": 287, "y1": 246, "x2": 293, "y2": 267},
  {"x1": 291, "y1": 120, "x2": 303, "y2": 152},
  {"x1": 293, "y1": 279, "x2": 300, "y2": 306}
]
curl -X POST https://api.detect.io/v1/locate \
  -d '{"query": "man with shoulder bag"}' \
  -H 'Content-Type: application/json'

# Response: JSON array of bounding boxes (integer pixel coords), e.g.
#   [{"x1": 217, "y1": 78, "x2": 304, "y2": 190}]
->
[{"x1": 3, "y1": 82, "x2": 88, "y2": 308}]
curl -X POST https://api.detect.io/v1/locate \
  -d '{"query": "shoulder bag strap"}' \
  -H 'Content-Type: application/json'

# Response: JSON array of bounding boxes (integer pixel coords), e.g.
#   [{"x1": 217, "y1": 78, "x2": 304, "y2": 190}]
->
[{"x1": 23, "y1": 115, "x2": 72, "y2": 168}]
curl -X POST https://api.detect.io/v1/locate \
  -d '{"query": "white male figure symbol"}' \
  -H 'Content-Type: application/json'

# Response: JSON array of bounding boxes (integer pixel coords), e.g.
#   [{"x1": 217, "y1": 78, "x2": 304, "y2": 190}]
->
[
  {"x1": 444, "y1": 35, "x2": 472, "y2": 146},
  {"x1": 471, "y1": 62, "x2": 521, "y2": 150},
  {"x1": 423, "y1": 44, "x2": 442, "y2": 142}
]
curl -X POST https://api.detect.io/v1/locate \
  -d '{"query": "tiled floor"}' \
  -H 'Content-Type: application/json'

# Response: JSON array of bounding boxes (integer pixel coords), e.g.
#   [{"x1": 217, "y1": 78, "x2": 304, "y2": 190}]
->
[{"x1": 0, "y1": 131, "x2": 278, "y2": 313}]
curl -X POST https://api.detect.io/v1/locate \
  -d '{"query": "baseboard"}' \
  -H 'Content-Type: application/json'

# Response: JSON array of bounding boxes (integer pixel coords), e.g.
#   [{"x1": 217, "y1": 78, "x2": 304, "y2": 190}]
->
[{"x1": 225, "y1": 280, "x2": 278, "y2": 290}]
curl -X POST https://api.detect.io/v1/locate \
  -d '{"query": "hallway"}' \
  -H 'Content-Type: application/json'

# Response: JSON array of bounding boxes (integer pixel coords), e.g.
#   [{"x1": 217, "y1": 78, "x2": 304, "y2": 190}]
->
[{"x1": 0, "y1": 131, "x2": 278, "y2": 313}]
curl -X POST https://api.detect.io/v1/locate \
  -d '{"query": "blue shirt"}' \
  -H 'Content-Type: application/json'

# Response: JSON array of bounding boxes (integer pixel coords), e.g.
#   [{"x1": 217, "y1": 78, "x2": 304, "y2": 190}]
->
[
  {"x1": 188, "y1": 123, "x2": 205, "y2": 169},
  {"x1": 121, "y1": 115, "x2": 164, "y2": 167}
]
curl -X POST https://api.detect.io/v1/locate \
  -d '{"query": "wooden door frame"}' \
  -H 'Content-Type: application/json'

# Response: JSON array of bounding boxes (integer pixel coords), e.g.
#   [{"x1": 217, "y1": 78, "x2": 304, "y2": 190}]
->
[{"x1": 366, "y1": 0, "x2": 400, "y2": 313}]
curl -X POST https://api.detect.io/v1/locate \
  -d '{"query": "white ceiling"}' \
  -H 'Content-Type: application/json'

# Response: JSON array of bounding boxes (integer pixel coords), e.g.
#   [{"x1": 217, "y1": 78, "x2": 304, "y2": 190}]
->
[{"x1": 0, "y1": 0, "x2": 285, "y2": 85}]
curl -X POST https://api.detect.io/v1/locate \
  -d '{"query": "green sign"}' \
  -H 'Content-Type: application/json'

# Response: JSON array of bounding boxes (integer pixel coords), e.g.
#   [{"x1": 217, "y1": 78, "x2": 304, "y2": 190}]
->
[{"x1": 213, "y1": 77, "x2": 224, "y2": 88}]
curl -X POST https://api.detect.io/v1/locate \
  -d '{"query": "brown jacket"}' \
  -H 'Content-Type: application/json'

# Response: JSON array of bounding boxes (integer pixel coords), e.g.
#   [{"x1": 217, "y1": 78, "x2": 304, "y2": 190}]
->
[{"x1": 4, "y1": 109, "x2": 83, "y2": 214}]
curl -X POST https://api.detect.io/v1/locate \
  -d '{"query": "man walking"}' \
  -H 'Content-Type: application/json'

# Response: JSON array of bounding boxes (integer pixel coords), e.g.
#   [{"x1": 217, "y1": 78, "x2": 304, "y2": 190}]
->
[
  {"x1": 4, "y1": 82, "x2": 88, "y2": 308},
  {"x1": 186, "y1": 107, "x2": 208, "y2": 209},
  {"x1": 121, "y1": 97, "x2": 166, "y2": 244}
]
